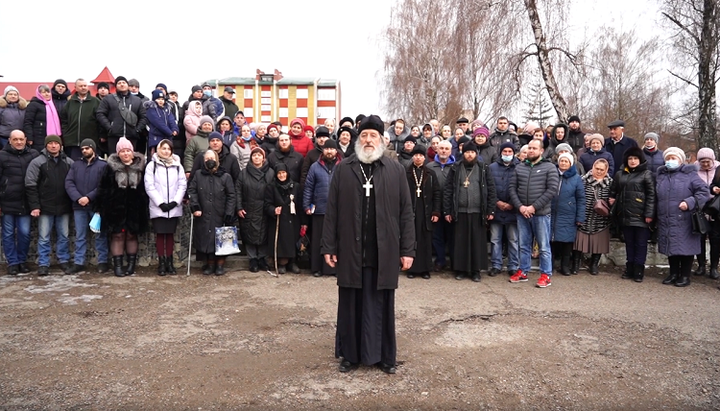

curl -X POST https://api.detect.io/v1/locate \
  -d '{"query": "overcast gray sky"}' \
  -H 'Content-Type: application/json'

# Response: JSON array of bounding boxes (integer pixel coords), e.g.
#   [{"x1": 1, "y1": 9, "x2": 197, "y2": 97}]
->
[{"x1": 0, "y1": 0, "x2": 657, "y2": 122}]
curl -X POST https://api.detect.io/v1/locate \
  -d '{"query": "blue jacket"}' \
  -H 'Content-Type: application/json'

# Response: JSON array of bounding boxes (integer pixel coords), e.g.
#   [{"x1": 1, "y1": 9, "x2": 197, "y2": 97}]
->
[
  {"x1": 643, "y1": 147, "x2": 664, "y2": 176},
  {"x1": 605, "y1": 136, "x2": 638, "y2": 175},
  {"x1": 656, "y1": 164, "x2": 710, "y2": 256},
  {"x1": 303, "y1": 157, "x2": 339, "y2": 215},
  {"x1": 489, "y1": 156, "x2": 520, "y2": 224},
  {"x1": 551, "y1": 165, "x2": 585, "y2": 243},
  {"x1": 579, "y1": 148, "x2": 615, "y2": 177},
  {"x1": 64, "y1": 155, "x2": 108, "y2": 211},
  {"x1": 146, "y1": 101, "x2": 179, "y2": 149}
]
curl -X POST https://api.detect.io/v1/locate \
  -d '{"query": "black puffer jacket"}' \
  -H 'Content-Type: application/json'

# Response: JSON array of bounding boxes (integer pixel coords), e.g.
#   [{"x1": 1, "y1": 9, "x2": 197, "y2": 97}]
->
[
  {"x1": 610, "y1": 161, "x2": 656, "y2": 228},
  {"x1": 236, "y1": 162, "x2": 274, "y2": 246},
  {"x1": 24, "y1": 149, "x2": 74, "y2": 216},
  {"x1": 96, "y1": 92, "x2": 148, "y2": 141},
  {"x1": 188, "y1": 166, "x2": 236, "y2": 254},
  {"x1": 23, "y1": 97, "x2": 50, "y2": 151},
  {"x1": 509, "y1": 158, "x2": 560, "y2": 216},
  {"x1": 0, "y1": 144, "x2": 40, "y2": 214}
]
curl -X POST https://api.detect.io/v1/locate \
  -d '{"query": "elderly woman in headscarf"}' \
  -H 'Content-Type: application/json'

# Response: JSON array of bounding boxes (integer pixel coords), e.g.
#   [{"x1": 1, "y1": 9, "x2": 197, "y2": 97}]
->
[
  {"x1": 23, "y1": 84, "x2": 61, "y2": 152},
  {"x1": 265, "y1": 163, "x2": 304, "y2": 274},
  {"x1": 188, "y1": 149, "x2": 236, "y2": 276},
  {"x1": 574, "y1": 158, "x2": 613, "y2": 275}
]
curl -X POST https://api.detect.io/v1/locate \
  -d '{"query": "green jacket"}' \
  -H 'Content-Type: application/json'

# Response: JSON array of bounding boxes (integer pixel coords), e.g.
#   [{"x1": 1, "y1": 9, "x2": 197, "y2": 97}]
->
[{"x1": 60, "y1": 93, "x2": 102, "y2": 147}]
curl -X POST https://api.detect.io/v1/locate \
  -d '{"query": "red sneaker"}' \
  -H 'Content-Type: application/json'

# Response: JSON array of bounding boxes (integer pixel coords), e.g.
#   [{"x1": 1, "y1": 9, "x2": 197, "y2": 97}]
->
[
  {"x1": 509, "y1": 270, "x2": 528, "y2": 283},
  {"x1": 536, "y1": 273, "x2": 552, "y2": 288}
]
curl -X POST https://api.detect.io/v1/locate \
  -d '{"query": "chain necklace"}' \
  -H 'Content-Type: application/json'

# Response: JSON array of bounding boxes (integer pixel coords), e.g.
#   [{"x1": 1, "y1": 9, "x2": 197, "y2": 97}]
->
[{"x1": 413, "y1": 166, "x2": 423, "y2": 197}]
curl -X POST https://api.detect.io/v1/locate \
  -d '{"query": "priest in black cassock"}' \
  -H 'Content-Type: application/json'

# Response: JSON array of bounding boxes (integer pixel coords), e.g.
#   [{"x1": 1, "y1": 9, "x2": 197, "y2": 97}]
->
[
  {"x1": 405, "y1": 145, "x2": 441, "y2": 279},
  {"x1": 321, "y1": 114, "x2": 415, "y2": 375},
  {"x1": 443, "y1": 141, "x2": 497, "y2": 282}
]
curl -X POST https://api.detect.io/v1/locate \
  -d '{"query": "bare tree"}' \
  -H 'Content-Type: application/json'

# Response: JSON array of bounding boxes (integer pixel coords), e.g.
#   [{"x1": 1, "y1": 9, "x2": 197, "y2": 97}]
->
[{"x1": 661, "y1": 0, "x2": 720, "y2": 152}]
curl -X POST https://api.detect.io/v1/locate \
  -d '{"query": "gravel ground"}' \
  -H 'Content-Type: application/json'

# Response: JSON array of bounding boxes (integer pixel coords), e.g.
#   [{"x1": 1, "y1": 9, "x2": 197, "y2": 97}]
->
[{"x1": 1, "y1": 263, "x2": 720, "y2": 410}]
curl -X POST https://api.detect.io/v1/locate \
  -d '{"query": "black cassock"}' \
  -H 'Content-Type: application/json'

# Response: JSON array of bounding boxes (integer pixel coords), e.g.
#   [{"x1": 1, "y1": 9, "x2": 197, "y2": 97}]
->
[{"x1": 335, "y1": 162, "x2": 396, "y2": 366}]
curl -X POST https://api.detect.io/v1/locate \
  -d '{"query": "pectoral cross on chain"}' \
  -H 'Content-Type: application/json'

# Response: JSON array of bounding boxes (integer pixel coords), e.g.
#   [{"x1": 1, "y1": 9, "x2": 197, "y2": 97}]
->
[
  {"x1": 416, "y1": 187, "x2": 422, "y2": 197},
  {"x1": 463, "y1": 179, "x2": 470, "y2": 188},
  {"x1": 363, "y1": 180, "x2": 373, "y2": 197}
]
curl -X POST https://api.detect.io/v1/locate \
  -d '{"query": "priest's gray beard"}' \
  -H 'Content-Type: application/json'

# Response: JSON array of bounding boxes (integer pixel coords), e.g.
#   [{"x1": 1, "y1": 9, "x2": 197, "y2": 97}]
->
[{"x1": 355, "y1": 139, "x2": 385, "y2": 164}]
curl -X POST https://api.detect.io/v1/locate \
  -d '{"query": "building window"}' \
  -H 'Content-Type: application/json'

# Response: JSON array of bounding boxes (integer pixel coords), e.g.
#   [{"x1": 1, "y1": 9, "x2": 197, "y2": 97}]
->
[
  {"x1": 244, "y1": 108, "x2": 253, "y2": 117},
  {"x1": 318, "y1": 89, "x2": 336, "y2": 101},
  {"x1": 279, "y1": 108, "x2": 289, "y2": 118},
  {"x1": 279, "y1": 88, "x2": 289, "y2": 99},
  {"x1": 261, "y1": 104, "x2": 271, "y2": 111},
  {"x1": 296, "y1": 88, "x2": 309, "y2": 99},
  {"x1": 317, "y1": 107, "x2": 336, "y2": 120},
  {"x1": 261, "y1": 90, "x2": 271, "y2": 98},
  {"x1": 261, "y1": 97, "x2": 271, "y2": 105},
  {"x1": 244, "y1": 89, "x2": 253, "y2": 99},
  {"x1": 261, "y1": 115, "x2": 271, "y2": 122},
  {"x1": 296, "y1": 107, "x2": 308, "y2": 117}
]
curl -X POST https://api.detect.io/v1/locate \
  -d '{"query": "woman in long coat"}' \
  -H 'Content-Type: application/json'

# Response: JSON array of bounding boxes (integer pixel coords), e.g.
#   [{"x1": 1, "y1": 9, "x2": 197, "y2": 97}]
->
[
  {"x1": 23, "y1": 85, "x2": 61, "y2": 152},
  {"x1": 145, "y1": 139, "x2": 186, "y2": 276},
  {"x1": 574, "y1": 158, "x2": 612, "y2": 275},
  {"x1": 237, "y1": 147, "x2": 274, "y2": 273},
  {"x1": 609, "y1": 147, "x2": 656, "y2": 282},
  {"x1": 188, "y1": 150, "x2": 236, "y2": 276},
  {"x1": 656, "y1": 147, "x2": 710, "y2": 287},
  {"x1": 551, "y1": 153, "x2": 585, "y2": 275},
  {"x1": 96, "y1": 137, "x2": 149, "y2": 277},
  {"x1": 265, "y1": 163, "x2": 303, "y2": 274}
]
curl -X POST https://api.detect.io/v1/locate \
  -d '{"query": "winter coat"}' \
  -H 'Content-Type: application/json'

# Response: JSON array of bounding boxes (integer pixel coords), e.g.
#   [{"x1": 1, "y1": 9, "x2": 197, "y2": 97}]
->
[
  {"x1": 146, "y1": 101, "x2": 179, "y2": 149},
  {"x1": 509, "y1": 158, "x2": 560, "y2": 216},
  {"x1": 476, "y1": 140, "x2": 498, "y2": 164},
  {"x1": 406, "y1": 163, "x2": 442, "y2": 231},
  {"x1": 604, "y1": 136, "x2": 638, "y2": 176},
  {"x1": 51, "y1": 88, "x2": 70, "y2": 115},
  {"x1": 236, "y1": 162, "x2": 274, "y2": 246},
  {"x1": 644, "y1": 147, "x2": 664, "y2": 176},
  {"x1": 265, "y1": 178, "x2": 302, "y2": 258},
  {"x1": 609, "y1": 161, "x2": 656, "y2": 228},
  {"x1": 230, "y1": 138, "x2": 257, "y2": 171},
  {"x1": 144, "y1": 153, "x2": 187, "y2": 220},
  {"x1": 96, "y1": 92, "x2": 148, "y2": 142},
  {"x1": 337, "y1": 140, "x2": 355, "y2": 158},
  {"x1": 656, "y1": 164, "x2": 710, "y2": 256},
  {"x1": 267, "y1": 146, "x2": 304, "y2": 184},
  {"x1": 25, "y1": 149, "x2": 74, "y2": 216},
  {"x1": 188, "y1": 166, "x2": 236, "y2": 254},
  {"x1": 489, "y1": 128, "x2": 519, "y2": 150},
  {"x1": 321, "y1": 155, "x2": 415, "y2": 290},
  {"x1": 23, "y1": 97, "x2": 51, "y2": 151},
  {"x1": 386, "y1": 124, "x2": 410, "y2": 153},
  {"x1": 60, "y1": 93, "x2": 102, "y2": 148},
  {"x1": 579, "y1": 148, "x2": 615, "y2": 178},
  {"x1": 543, "y1": 123, "x2": 569, "y2": 160},
  {"x1": 398, "y1": 149, "x2": 414, "y2": 168},
  {"x1": 695, "y1": 160, "x2": 720, "y2": 186},
  {"x1": 184, "y1": 132, "x2": 210, "y2": 172},
  {"x1": 64, "y1": 155, "x2": 107, "y2": 211},
  {"x1": 183, "y1": 101, "x2": 203, "y2": 142},
  {"x1": 489, "y1": 157, "x2": 520, "y2": 224},
  {"x1": 189, "y1": 145, "x2": 240, "y2": 184},
  {"x1": 0, "y1": 144, "x2": 39, "y2": 214},
  {"x1": 219, "y1": 97, "x2": 239, "y2": 122},
  {"x1": 578, "y1": 172, "x2": 613, "y2": 235},
  {"x1": 442, "y1": 160, "x2": 497, "y2": 222},
  {"x1": 300, "y1": 142, "x2": 332, "y2": 186},
  {"x1": 550, "y1": 165, "x2": 585, "y2": 242},
  {"x1": 0, "y1": 96, "x2": 27, "y2": 138},
  {"x1": 290, "y1": 134, "x2": 314, "y2": 158},
  {"x1": 567, "y1": 128, "x2": 584, "y2": 153},
  {"x1": 96, "y1": 153, "x2": 149, "y2": 235},
  {"x1": 259, "y1": 135, "x2": 277, "y2": 155},
  {"x1": 303, "y1": 157, "x2": 339, "y2": 215}
]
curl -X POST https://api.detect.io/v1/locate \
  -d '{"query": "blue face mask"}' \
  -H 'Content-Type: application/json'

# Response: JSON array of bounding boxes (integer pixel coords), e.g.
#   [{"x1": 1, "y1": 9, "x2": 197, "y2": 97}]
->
[
  {"x1": 203, "y1": 90, "x2": 212, "y2": 97},
  {"x1": 665, "y1": 160, "x2": 679, "y2": 169},
  {"x1": 501, "y1": 155, "x2": 514, "y2": 163}
]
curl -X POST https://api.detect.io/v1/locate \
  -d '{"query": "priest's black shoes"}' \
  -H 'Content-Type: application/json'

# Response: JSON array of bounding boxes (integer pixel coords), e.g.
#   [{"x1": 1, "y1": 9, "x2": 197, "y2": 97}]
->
[
  {"x1": 338, "y1": 359, "x2": 358, "y2": 373},
  {"x1": 378, "y1": 362, "x2": 396, "y2": 374}
]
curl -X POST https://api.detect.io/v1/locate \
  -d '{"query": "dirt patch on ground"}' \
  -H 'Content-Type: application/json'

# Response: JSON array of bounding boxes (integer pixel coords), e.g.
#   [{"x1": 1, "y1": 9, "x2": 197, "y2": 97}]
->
[{"x1": 1, "y1": 265, "x2": 720, "y2": 410}]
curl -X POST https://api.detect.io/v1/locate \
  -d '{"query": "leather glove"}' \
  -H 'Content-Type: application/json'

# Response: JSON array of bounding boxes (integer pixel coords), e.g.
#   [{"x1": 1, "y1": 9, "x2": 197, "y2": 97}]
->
[
  {"x1": 167, "y1": 201, "x2": 178, "y2": 210},
  {"x1": 159, "y1": 203, "x2": 170, "y2": 212},
  {"x1": 300, "y1": 226, "x2": 307, "y2": 237},
  {"x1": 224, "y1": 215, "x2": 234, "y2": 226}
]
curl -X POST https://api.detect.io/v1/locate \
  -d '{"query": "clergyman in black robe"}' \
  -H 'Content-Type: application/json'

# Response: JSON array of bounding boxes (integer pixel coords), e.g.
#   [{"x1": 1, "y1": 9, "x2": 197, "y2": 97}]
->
[{"x1": 321, "y1": 115, "x2": 415, "y2": 374}]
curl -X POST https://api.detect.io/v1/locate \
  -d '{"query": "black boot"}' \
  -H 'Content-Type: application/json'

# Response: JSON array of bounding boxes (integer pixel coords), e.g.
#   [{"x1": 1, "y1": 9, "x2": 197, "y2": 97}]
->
[
  {"x1": 258, "y1": 257, "x2": 268, "y2": 271},
  {"x1": 125, "y1": 254, "x2": 137, "y2": 276},
  {"x1": 249, "y1": 258, "x2": 259, "y2": 273},
  {"x1": 662, "y1": 271, "x2": 678, "y2": 285},
  {"x1": 113, "y1": 256, "x2": 124, "y2": 277},
  {"x1": 634, "y1": 264, "x2": 645, "y2": 283},
  {"x1": 166, "y1": 256, "x2": 177, "y2": 275},
  {"x1": 622, "y1": 262, "x2": 634, "y2": 279},
  {"x1": 675, "y1": 275, "x2": 691, "y2": 287},
  {"x1": 560, "y1": 253, "x2": 571, "y2": 276},
  {"x1": 693, "y1": 263, "x2": 706, "y2": 276},
  {"x1": 710, "y1": 267, "x2": 719, "y2": 280},
  {"x1": 157, "y1": 256, "x2": 167, "y2": 276},
  {"x1": 570, "y1": 251, "x2": 581, "y2": 274},
  {"x1": 589, "y1": 254, "x2": 601, "y2": 275}
]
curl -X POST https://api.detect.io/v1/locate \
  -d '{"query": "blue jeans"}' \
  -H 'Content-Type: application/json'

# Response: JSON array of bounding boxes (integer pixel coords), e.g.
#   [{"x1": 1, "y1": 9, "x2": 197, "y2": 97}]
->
[
  {"x1": 2, "y1": 215, "x2": 31, "y2": 266},
  {"x1": 490, "y1": 222, "x2": 519, "y2": 271},
  {"x1": 37, "y1": 214, "x2": 70, "y2": 267},
  {"x1": 517, "y1": 214, "x2": 552, "y2": 275},
  {"x1": 74, "y1": 209, "x2": 108, "y2": 265}
]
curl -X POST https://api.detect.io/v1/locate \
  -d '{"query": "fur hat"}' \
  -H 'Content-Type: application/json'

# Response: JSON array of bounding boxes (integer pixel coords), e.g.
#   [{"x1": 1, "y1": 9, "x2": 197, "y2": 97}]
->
[
  {"x1": 358, "y1": 115, "x2": 384, "y2": 135},
  {"x1": 663, "y1": 147, "x2": 686, "y2": 164},
  {"x1": 45, "y1": 135, "x2": 62, "y2": 146},
  {"x1": 115, "y1": 136, "x2": 133, "y2": 153},
  {"x1": 558, "y1": 152, "x2": 574, "y2": 166},
  {"x1": 339, "y1": 116, "x2": 355, "y2": 127},
  {"x1": 623, "y1": 146, "x2": 646, "y2": 165},
  {"x1": 315, "y1": 126, "x2": 330, "y2": 138},
  {"x1": 198, "y1": 116, "x2": 214, "y2": 131},
  {"x1": 403, "y1": 135, "x2": 417, "y2": 144},
  {"x1": 697, "y1": 147, "x2": 716, "y2": 161},
  {"x1": 337, "y1": 126, "x2": 357, "y2": 141}
]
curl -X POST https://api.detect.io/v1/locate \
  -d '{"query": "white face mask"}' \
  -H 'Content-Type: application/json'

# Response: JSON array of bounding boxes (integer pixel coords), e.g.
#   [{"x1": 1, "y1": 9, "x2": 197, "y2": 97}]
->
[
  {"x1": 665, "y1": 160, "x2": 679, "y2": 169},
  {"x1": 501, "y1": 155, "x2": 514, "y2": 163}
]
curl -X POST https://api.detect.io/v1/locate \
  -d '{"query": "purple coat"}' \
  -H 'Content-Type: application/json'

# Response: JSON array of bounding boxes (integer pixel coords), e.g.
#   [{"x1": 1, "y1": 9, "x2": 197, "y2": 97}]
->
[
  {"x1": 144, "y1": 153, "x2": 187, "y2": 219},
  {"x1": 656, "y1": 164, "x2": 710, "y2": 256}
]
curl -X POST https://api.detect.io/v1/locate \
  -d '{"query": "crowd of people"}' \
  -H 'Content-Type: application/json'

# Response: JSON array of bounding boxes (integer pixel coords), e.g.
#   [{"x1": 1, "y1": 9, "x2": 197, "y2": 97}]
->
[{"x1": 0, "y1": 78, "x2": 717, "y2": 290}]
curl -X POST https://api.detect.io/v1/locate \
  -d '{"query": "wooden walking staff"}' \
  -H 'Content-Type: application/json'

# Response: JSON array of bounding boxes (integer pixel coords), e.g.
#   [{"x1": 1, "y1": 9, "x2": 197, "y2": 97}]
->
[
  {"x1": 273, "y1": 214, "x2": 280, "y2": 277},
  {"x1": 186, "y1": 215, "x2": 194, "y2": 276}
]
